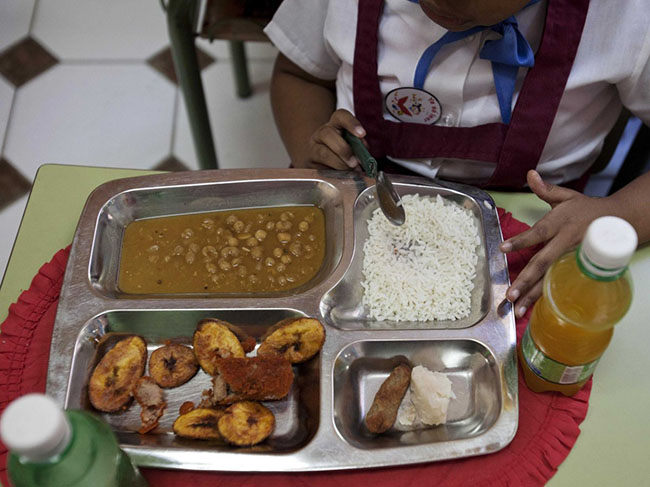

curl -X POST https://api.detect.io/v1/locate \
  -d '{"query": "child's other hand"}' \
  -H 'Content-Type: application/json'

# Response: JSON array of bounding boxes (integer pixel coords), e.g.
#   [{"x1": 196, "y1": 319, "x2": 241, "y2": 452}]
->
[
  {"x1": 499, "y1": 170, "x2": 610, "y2": 318},
  {"x1": 308, "y1": 109, "x2": 367, "y2": 170}
]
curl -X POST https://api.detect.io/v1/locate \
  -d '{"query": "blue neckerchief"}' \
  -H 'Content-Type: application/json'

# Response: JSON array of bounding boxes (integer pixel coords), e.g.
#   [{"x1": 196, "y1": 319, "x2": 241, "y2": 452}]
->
[{"x1": 407, "y1": 0, "x2": 540, "y2": 124}]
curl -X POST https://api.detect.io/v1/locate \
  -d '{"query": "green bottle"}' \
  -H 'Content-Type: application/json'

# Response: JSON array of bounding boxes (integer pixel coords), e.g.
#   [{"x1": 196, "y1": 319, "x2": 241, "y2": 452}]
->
[{"x1": 0, "y1": 394, "x2": 148, "y2": 487}]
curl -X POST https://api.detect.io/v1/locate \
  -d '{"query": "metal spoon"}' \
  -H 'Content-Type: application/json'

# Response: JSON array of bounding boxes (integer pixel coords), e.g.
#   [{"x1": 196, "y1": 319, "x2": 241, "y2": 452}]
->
[{"x1": 343, "y1": 131, "x2": 406, "y2": 226}]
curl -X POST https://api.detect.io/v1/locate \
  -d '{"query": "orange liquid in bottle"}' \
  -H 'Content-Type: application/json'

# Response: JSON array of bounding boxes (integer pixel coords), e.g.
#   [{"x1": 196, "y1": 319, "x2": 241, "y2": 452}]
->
[{"x1": 519, "y1": 251, "x2": 633, "y2": 396}]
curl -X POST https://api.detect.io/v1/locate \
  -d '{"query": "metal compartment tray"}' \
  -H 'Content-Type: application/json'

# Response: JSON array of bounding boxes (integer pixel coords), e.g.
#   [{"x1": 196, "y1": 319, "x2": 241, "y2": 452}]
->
[{"x1": 46, "y1": 168, "x2": 517, "y2": 472}]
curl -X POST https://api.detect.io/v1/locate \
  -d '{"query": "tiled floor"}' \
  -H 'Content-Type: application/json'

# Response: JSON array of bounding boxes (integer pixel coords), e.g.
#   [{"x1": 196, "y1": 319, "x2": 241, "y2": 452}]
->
[{"x1": 0, "y1": 0, "x2": 645, "y2": 282}]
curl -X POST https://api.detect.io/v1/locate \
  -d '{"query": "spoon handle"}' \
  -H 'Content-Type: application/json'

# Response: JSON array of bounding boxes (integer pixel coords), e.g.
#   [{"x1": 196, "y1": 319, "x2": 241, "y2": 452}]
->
[{"x1": 343, "y1": 131, "x2": 377, "y2": 178}]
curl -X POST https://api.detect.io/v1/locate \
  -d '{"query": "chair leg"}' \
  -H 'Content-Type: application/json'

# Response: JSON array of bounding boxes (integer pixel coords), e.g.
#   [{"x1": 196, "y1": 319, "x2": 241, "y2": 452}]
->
[
  {"x1": 229, "y1": 40, "x2": 252, "y2": 98},
  {"x1": 166, "y1": 0, "x2": 218, "y2": 170}
]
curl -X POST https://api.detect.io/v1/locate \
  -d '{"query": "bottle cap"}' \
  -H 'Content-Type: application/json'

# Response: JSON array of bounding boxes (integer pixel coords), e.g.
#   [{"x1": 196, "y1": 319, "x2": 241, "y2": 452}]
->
[
  {"x1": 0, "y1": 393, "x2": 72, "y2": 462},
  {"x1": 580, "y1": 216, "x2": 638, "y2": 276}
]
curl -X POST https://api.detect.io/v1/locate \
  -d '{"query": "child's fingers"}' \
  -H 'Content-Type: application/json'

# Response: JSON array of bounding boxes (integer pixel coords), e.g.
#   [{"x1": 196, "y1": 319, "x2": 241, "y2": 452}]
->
[
  {"x1": 311, "y1": 124, "x2": 358, "y2": 169},
  {"x1": 512, "y1": 280, "x2": 543, "y2": 318},
  {"x1": 505, "y1": 231, "x2": 574, "y2": 303},
  {"x1": 527, "y1": 170, "x2": 580, "y2": 207},
  {"x1": 330, "y1": 109, "x2": 366, "y2": 138},
  {"x1": 500, "y1": 215, "x2": 557, "y2": 253},
  {"x1": 505, "y1": 250, "x2": 548, "y2": 303},
  {"x1": 500, "y1": 174, "x2": 584, "y2": 254},
  {"x1": 308, "y1": 109, "x2": 369, "y2": 170},
  {"x1": 310, "y1": 142, "x2": 354, "y2": 170}
]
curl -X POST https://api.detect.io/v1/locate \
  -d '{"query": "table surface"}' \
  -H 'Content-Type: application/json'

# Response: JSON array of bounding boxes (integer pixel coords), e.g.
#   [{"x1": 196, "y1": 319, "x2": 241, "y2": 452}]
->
[{"x1": 1, "y1": 164, "x2": 648, "y2": 486}]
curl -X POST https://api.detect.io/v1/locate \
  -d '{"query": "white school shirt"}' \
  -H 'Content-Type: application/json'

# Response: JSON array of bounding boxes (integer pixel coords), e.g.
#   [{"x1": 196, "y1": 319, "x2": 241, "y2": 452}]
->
[{"x1": 264, "y1": 0, "x2": 650, "y2": 185}]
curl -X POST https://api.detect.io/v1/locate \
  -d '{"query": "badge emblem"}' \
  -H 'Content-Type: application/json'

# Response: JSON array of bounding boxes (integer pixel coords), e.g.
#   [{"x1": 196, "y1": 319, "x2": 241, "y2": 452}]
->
[{"x1": 385, "y1": 87, "x2": 442, "y2": 125}]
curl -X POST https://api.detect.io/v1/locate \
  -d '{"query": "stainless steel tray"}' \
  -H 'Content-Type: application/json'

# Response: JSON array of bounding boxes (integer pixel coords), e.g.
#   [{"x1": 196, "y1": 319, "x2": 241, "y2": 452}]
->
[{"x1": 46, "y1": 168, "x2": 517, "y2": 472}]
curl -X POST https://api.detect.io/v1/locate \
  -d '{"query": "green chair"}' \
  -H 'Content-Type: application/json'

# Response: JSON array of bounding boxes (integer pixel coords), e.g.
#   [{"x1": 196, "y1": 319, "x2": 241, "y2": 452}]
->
[{"x1": 164, "y1": 0, "x2": 281, "y2": 170}]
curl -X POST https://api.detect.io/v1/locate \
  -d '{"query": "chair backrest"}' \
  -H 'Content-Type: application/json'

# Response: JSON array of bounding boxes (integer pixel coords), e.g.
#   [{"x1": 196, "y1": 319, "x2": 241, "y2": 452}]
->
[
  {"x1": 609, "y1": 120, "x2": 650, "y2": 194},
  {"x1": 199, "y1": 0, "x2": 282, "y2": 42},
  {"x1": 590, "y1": 107, "x2": 630, "y2": 175}
]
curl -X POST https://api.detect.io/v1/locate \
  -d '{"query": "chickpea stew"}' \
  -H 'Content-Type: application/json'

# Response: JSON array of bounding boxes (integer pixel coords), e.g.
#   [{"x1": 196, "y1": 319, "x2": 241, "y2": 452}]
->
[{"x1": 118, "y1": 206, "x2": 325, "y2": 294}]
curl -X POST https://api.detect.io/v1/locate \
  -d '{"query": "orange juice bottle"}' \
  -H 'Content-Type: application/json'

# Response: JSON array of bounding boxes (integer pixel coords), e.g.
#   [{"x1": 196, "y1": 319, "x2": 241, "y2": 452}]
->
[{"x1": 519, "y1": 216, "x2": 637, "y2": 396}]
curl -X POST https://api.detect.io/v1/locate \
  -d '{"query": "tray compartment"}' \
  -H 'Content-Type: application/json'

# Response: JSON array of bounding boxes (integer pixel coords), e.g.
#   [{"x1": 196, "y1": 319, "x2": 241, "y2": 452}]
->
[
  {"x1": 66, "y1": 309, "x2": 320, "y2": 453},
  {"x1": 332, "y1": 339, "x2": 501, "y2": 450},
  {"x1": 89, "y1": 178, "x2": 344, "y2": 298},
  {"x1": 321, "y1": 183, "x2": 491, "y2": 330}
]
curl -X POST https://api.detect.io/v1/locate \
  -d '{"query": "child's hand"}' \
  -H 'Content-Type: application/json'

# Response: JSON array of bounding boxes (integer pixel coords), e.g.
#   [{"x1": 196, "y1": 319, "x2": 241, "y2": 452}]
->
[
  {"x1": 499, "y1": 170, "x2": 610, "y2": 318},
  {"x1": 308, "y1": 109, "x2": 368, "y2": 170}
]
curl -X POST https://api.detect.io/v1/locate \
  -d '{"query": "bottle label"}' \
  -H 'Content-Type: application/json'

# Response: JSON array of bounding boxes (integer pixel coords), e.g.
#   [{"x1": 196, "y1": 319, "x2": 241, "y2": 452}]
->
[{"x1": 521, "y1": 327, "x2": 600, "y2": 385}]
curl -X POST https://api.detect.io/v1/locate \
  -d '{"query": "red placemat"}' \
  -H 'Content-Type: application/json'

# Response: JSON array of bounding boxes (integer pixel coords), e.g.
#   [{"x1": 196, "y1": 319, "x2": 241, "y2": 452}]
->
[{"x1": 0, "y1": 208, "x2": 591, "y2": 487}]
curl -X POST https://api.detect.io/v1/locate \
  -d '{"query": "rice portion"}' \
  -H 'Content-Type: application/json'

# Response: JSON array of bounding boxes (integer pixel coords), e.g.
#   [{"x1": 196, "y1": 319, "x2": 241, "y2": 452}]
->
[{"x1": 361, "y1": 194, "x2": 479, "y2": 321}]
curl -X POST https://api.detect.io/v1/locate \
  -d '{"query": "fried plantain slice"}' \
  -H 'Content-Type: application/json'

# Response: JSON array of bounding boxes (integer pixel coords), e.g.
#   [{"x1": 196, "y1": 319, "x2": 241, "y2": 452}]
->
[
  {"x1": 193, "y1": 319, "x2": 245, "y2": 376},
  {"x1": 198, "y1": 318, "x2": 256, "y2": 353},
  {"x1": 216, "y1": 356, "x2": 294, "y2": 402},
  {"x1": 149, "y1": 344, "x2": 199, "y2": 388},
  {"x1": 205, "y1": 319, "x2": 257, "y2": 353},
  {"x1": 257, "y1": 317, "x2": 325, "y2": 364},
  {"x1": 172, "y1": 408, "x2": 224, "y2": 440},
  {"x1": 88, "y1": 335, "x2": 147, "y2": 412},
  {"x1": 217, "y1": 401, "x2": 275, "y2": 446}
]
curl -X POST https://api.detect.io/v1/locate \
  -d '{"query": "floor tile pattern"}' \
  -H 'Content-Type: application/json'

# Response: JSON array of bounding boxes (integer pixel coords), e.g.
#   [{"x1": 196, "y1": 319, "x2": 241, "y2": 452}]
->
[
  {"x1": 0, "y1": 76, "x2": 14, "y2": 151},
  {"x1": 147, "y1": 46, "x2": 215, "y2": 85},
  {"x1": 31, "y1": 0, "x2": 168, "y2": 60},
  {"x1": 4, "y1": 64, "x2": 177, "y2": 182},
  {"x1": 0, "y1": 0, "x2": 36, "y2": 52},
  {"x1": 0, "y1": 157, "x2": 31, "y2": 210},
  {"x1": 0, "y1": 36, "x2": 58, "y2": 87},
  {"x1": 154, "y1": 155, "x2": 191, "y2": 172}
]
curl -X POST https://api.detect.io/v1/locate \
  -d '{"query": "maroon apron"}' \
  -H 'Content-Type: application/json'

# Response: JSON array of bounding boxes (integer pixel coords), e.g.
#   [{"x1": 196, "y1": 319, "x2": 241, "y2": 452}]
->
[{"x1": 352, "y1": 0, "x2": 591, "y2": 189}]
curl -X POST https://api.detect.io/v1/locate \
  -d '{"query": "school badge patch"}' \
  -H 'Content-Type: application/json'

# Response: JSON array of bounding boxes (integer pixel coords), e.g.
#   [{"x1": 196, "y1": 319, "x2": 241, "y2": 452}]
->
[{"x1": 385, "y1": 87, "x2": 442, "y2": 125}]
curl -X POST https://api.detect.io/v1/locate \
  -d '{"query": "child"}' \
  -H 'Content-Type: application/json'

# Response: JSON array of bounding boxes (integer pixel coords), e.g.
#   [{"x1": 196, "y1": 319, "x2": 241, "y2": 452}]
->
[{"x1": 264, "y1": 0, "x2": 650, "y2": 317}]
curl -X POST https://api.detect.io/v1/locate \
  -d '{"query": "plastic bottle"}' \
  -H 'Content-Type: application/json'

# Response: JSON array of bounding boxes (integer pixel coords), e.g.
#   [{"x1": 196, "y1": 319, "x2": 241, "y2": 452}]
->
[
  {"x1": 519, "y1": 216, "x2": 637, "y2": 396},
  {"x1": 0, "y1": 393, "x2": 148, "y2": 487}
]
